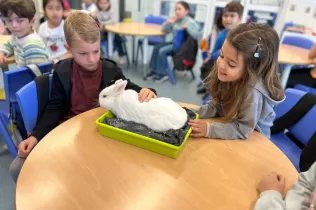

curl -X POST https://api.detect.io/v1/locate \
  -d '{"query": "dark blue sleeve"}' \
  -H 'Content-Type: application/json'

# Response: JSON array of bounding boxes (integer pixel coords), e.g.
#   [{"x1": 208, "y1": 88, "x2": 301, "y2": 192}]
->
[{"x1": 211, "y1": 30, "x2": 227, "y2": 61}]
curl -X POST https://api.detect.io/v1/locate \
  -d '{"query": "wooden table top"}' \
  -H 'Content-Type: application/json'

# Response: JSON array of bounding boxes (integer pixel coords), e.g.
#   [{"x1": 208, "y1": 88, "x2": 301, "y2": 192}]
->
[
  {"x1": 105, "y1": 22, "x2": 165, "y2": 36},
  {"x1": 0, "y1": 35, "x2": 15, "y2": 64},
  {"x1": 16, "y1": 103, "x2": 298, "y2": 210},
  {"x1": 278, "y1": 44, "x2": 313, "y2": 65}
]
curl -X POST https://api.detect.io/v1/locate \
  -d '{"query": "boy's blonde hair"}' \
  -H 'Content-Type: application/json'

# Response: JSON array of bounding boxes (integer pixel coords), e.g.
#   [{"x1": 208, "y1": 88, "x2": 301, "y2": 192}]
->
[{"x1": 64, "y1": 11, "x2": 100, "y2": 46}]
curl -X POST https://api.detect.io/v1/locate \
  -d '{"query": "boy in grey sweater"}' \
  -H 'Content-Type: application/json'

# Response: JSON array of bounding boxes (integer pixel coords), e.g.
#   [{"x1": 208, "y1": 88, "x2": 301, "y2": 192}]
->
[{"x1": 255, "y1": 162, "x2": 316, "y2": 210}]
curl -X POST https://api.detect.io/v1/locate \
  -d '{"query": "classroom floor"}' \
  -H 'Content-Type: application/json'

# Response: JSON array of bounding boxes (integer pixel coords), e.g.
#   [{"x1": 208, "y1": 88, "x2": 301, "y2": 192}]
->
[{"x1": 0, "y1": 51, "x2": 204, "y2": 210}]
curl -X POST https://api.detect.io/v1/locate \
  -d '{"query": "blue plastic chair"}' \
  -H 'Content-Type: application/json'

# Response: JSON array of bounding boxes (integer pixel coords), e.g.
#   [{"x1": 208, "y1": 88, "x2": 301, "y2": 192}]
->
[
  {"x1": 281, "y1": 35, "x2": 315, "y2": 50},
  {"x1": 294, "y1": 84, "x2": 316, "y2": 95},
  {"x1": 16, "y1": 75, "x2": 53, "y2": 133},
  {"x1": 165, "y1": 29, "x2": 196, "y2": 85},
  {"x1": 0, "y1": 62, "x2": 53, "y2": 157},
  {"x1": 135, "y1": 15, "x2": 167, "y2": 64},
  {"x1": 270, "y1": 88, "x2": 316, "y2": 171}
]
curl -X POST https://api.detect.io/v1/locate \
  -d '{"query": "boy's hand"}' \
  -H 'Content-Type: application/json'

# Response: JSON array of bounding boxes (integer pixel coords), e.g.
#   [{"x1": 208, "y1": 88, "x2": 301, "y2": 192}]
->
[
  {"x1": 138, "y1": 88, "x2": 157, "y2": 103},
  {"x1": 18, "y1": 136, "x2": 38, "y2": 158},
  {"x1": 0, "y1": 52, "x2": 7, "y2": 65},
  {"x1": 203, "y1": 56, "x2": 211, "y2": 64},
  {"x1": 188, "y1": 119, "x2": 208, "y2": 138},
  {"x1": 258, "y1": 172, "x2": 286, "y2": 195}
]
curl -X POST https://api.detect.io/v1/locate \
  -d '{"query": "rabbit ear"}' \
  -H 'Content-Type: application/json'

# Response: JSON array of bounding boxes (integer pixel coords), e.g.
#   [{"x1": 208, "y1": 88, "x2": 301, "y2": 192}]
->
[
  {"x1": 115, "y1": 80, "x2": 128, "y2": 93},
  {"x1": 115, "y1": 79, "x2": 123, "y2": 84}
]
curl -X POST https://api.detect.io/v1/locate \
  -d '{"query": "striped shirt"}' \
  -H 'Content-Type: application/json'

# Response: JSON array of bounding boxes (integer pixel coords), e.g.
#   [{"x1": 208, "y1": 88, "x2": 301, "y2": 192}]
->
[{"x1": 0, "y1": 32, "x2": 49, "y2": 68}]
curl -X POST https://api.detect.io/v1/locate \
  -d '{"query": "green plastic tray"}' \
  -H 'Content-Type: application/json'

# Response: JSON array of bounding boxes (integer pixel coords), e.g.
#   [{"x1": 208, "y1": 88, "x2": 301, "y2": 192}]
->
[{"x1": 96, "y1": 111, "x2": 199, "y2": 158}]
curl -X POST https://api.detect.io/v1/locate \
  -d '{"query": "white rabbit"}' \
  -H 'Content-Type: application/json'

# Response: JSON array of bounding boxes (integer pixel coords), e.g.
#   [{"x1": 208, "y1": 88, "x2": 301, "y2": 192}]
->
[{"x1": 99, "y1": 79, "x2": 188, "y2": 132}]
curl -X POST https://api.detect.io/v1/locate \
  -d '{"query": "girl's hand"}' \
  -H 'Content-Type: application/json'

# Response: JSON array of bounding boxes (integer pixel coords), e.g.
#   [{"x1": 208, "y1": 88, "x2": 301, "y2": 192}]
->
[
  {"x1": 258, "y1": 172, "x2": 286, "y2": 195},
  {"x1": 138, "y1": 88, "x2": 157, "y2": 103},
  {"x1": 167, "y1": 16, "x2": 177, "y2": 23},
  {"x1": 188, "y1": 119, "x2": 208, "y2": 138},
  {"x1": 181, "y1": 24, "x2": 188, "y2": 29}
]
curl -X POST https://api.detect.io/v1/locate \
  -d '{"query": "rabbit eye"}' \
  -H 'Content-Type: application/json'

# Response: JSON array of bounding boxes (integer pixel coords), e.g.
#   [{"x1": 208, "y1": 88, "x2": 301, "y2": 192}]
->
[{"x1": 103, "y1": 95, "x2": 106, "y2": 98}]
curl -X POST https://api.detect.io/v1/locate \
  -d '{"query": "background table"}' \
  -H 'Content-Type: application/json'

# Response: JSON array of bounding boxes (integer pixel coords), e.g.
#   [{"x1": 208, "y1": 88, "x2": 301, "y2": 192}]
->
[
  {"x1": 105, "y1": 23, "x2": 165, "y2": 78},
  {"x1": 278, "y1": 44, "x2": 313, "y2": 88},
  {"x1": 0, "y1": 35, "x2": 16, "y2": 65},
  {"x1": 16, "y1": 103, "x2": 298, "y2": 210}
]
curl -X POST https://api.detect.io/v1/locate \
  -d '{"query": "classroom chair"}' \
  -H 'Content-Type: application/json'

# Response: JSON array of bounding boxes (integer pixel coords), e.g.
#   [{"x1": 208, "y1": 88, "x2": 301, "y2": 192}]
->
[
  {"x1": 135, "y1": 15, "x2": 167, "y2": 65},
  {"x1": 281, "y1": 34, "x2": 315, "y2": 50},
  {"x1": 100, "y1": 37, "x2": 130, "y2": 66},
  {"x1": 0, "y1": 62, "x2": 53, "y2": 157},
  {"x1": 166, "y1": 29, "x2": 197, "y2": 85},
  {"x1": 294, "y1": 84, "x2": 316, "y2": 95},
  {"x1": 270, "y1": 88, "x2": 316, "y2": 172},
  {"x1": 16, "y1": 74, "x2": 52, "y2": 133}
]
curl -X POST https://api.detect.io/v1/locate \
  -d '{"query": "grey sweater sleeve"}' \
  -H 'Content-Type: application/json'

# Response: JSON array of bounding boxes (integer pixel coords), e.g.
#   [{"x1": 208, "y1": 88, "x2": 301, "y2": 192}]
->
[
  {"x1": 206, "y1": 90, "x2": 263, "y2": 139},
  {"x1": 254, "y1": 162, "x2": 316, "y2": 210},
  {"x1": 194, "y1": 100, "x2": 222, "y2": 118},
  {"x1": 161, "y1": 22, "x2": 174, "y2": 33},
  {"x1": 185, "y1": 18, "x2": 201, "y2": 40},
  {"x1": 254, "y1": 191, "x2": 286, "y2": 210}
]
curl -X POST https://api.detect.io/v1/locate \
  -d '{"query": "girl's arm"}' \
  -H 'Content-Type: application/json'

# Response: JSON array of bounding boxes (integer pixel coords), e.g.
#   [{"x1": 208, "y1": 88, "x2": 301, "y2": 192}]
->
[
  {"x1": 254, "y1": 191, "x2": 285, "y2": 210},
  {"x1": 161, "y1": 22, "x2": 174, "y2": 33},
  {"x1": 194, "y1": 100, "x2": 222, "y2": 118},
  {"x1": 206, "y1": 90, "x2": 263, "y2": 139},
  {"x1": 308, "y1": 44, "x2": 316, "y2": 59},
  {"x1": 185, "y1": 19, "x2": 201, "y2": 40}
]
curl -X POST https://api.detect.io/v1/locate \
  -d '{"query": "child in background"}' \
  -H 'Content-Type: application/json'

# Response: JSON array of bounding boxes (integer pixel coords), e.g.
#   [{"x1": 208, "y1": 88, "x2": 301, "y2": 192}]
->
[
  {"x1": 9, "y1": 11, "x2": 157, "y2": 183},
  {"x1": 0, "y1": 0, "x2": 49, "y2": 67},
  {"x1": 93, "y1": 0, "x2": 126, "y2": 64},
  {"x1": 255, "y1": 161, "x2": 316, "y2": 209},
  {"x1": 39, "y1": 0, "x2": 71, "y2": 60},
  {"x1": 147, "y1": 1, "x2": 200, "y2": 83},
  {"x1": 82, "y1": 0, "x2": 98, "y2": 13},
  {"x1": 198, "y1": 1, "x2": 243, "y2": 94},
  {"x1": 189, "y1": 23, "x2": 284, "y2": 140}
]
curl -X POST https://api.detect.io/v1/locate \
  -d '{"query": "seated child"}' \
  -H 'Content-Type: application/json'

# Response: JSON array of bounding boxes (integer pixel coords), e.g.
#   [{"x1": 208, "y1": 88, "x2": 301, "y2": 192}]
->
[
  {"x1": 39, "y1": 0, "x2": 71, "y2": 60},
  {"x1": 189, "y1": 23, "x2": 285, "y2": 140},
  {"x1": 0, "y1": 0, "x2": 49, "y2": 67},
  {"x1": 82, "y1": 0, "x2": 98, "y2": 13},
  {"x1": 255, "y1": 161, "x2": 316, "y2": 210},
  {"x1": 147, "y1": 1, "x2": 200, "y2": 83},
  {"x1": 198, "y1": 1, "x2": 243, "y2": 94},
  {"x1": 9, "y1": 11, "x2": 157, "y2": 183},
  {"x1": 93, "y1": 0, "x2": 126, "y2": 64}
]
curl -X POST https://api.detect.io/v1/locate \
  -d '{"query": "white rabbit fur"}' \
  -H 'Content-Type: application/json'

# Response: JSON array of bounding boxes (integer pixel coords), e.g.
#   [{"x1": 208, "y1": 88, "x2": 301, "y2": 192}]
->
[{"x1": 99, "y1": 79, "x2": 188, "y2": 132}]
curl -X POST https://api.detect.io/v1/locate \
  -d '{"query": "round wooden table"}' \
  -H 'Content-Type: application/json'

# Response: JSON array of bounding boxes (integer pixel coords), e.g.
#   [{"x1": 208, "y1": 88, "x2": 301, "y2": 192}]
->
[
  {"x1": 105, "y1": 22, "x2": 165, "y2": 78},
  {"x1": 278, "y1": 44, "x2": 313, "y2": 88},
  {"x1": 16, "y1": 104, "x2": 298, "y2": 210}
]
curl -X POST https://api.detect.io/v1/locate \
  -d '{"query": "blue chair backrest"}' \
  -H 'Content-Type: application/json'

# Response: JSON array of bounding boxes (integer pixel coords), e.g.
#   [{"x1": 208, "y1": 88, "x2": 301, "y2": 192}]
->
[
  {"x1": 16, "y1": 74, "x2": 53, "y2": 132},
  {"x1": 173, "y1": 29, "x2": 186, "y2": 52},
  {"x1": 274, "y1": 88, "x2": 316, "y2": 145},
  {"x1": 281, "y1": 35, "x2": 315, "y2": 50},
  {"x1": 294, "y1": 84, "x2": 316, "y2": 95},
  {"x1": 145, "y1": 15, "x2": 167, "y2": 25},
  {"x1": 4, "y1": 62, "x2": 53, "y2": 103},
  {"x1": 282, "y1": 22, "x2": 294, "y2": 32}
]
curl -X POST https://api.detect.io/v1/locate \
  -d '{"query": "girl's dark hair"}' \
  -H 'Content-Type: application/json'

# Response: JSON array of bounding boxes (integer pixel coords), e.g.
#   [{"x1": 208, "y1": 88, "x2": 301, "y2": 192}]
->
[
  {"x1": 207, "y1": 23, "x2": 284, "y2": 120},
  {"x1": 177, "y1": 1, "x2": 190, "y2": 11},
  {"x1": 97, "y1": 0, "x2": 111, "y2": 11},
  {"x1": 215, "y1": 10, "x2": 224, "y2": 31},
  {"x1": 43, "y1": 0, "x2": 65, "y2": 10}
]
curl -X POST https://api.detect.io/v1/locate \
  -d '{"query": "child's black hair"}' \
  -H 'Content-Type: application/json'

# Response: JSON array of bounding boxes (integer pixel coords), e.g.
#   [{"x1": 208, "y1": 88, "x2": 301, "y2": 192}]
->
[
  {"x1": 0, "y1": 0, "x2": 36, "y2": 21},
  {"x1": 43, "y1": 0, "x2": 65, "y2": 10}
]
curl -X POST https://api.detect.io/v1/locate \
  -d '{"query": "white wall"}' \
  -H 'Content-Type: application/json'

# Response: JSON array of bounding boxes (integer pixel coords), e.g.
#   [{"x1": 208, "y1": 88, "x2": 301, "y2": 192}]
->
[{"x1": 283, "y1": 0, "x2": 316, "y2": 27}]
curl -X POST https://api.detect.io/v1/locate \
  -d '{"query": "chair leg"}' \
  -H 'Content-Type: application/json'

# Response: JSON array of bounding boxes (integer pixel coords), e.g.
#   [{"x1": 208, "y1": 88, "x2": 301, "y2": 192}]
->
[
  {"x1": 123, "y1": 42, "x2": 130, "y2": 67},
  {"x1": 136, "y1": 42, "x2": 140, "y2": 66},
  {"x1": 0, "y1": 113, "x2": 17, "y2": 157},
  {"x1": 166, "y1": 58, "x2": 176, "y2": 85},
  {"x1": 190, "y1": 69, "x2": 196, "y2": 81}
]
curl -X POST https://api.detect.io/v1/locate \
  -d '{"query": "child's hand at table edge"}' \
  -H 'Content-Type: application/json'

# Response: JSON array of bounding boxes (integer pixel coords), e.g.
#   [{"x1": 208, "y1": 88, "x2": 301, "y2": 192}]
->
[
  {"x1": 0, "y1": 52, "x2": 7, "y2": 65},
  {"x1": 138, "y1": 88, "x2": 157, "y2": 103},
  {"x1": 258, "y1": 172, "x2": 286, "y2": 195},
  {"x1": 188, "y1": 119, "x2": 207, "y2": 138}
]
